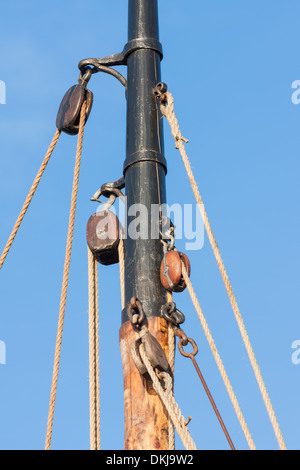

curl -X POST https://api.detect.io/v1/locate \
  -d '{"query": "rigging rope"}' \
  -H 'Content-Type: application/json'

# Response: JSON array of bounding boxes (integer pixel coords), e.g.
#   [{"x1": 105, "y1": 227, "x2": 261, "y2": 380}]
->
[
  {"x1": 118, "y1": 238, "x2": 125, "y2": 310},
  {"x1": 160, "y1": 90, "x2": 286, "y2": 450},
  {"x1": 45, "y1": 101, "x2": 87, "y2": 450},
  {"x1": 138, "y1": 343, "x2": 197, "y2": 451},
  {"x1": 181, "y1": 260, "x2": 255, "y2": 450},
  {"x1": 88, "y1": 247, "x2": 100, "y2": 450},
  {"x1": 95, "y1": 255, "x2": 100, "y2": 451},
  {"x1": 166, "y1": 290, "x2": 175, "y2": 450},
  {"x1": 0, "y1": 129, "x2": 61, "y2": 270}
]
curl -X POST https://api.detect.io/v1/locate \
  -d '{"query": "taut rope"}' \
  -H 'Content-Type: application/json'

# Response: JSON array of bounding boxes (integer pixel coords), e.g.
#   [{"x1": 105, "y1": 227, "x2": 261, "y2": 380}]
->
[
  {"x1": 0, "y1": 129, "x2": 61, "y2": 270},
  {"x1": 88, "y1": 247, "x2": 100, "y2": 450},
  {"x1": 45, "y1": 101, "x2": 87, "y2": 450},
  {"x1": 160, "y1": 90, "x2": 286, "y2": 450}
]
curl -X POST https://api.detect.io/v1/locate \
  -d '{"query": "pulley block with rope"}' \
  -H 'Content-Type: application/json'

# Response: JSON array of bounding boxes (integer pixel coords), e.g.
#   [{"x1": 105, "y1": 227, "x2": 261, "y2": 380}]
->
[
  {"x1": 160, "y1": 250, "x2": 191, "y2": 293},
  {"x1": 56, "y1": 68, "x2": 94, "y2": 135},
  {"x1": 86, "y1": 211, "x2": 120, "y2": 266},
  {"x1": 86, "y1": 176, "x2": 125, "y2": 266},
  {"x1": 159, "y1": 218, "x2": 191, "y2": 293},
  {"x1": 128, "y1": 297, "x2": 170, "y2": 380}
]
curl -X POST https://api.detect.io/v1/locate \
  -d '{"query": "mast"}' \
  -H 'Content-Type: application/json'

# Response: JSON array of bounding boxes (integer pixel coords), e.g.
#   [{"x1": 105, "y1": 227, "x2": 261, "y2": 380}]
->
[{"x1": 119, "y1": 0, "x2": 170, "y2": 450}]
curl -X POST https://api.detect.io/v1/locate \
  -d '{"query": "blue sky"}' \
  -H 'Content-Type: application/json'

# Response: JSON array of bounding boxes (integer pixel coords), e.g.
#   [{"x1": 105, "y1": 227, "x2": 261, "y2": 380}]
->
[{"x1": 0, "y1": 0, "x2": 299, "y2": 450}]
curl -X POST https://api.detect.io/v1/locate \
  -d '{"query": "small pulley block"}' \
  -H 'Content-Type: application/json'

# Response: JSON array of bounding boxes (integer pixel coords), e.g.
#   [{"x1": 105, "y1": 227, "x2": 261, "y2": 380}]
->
[
  {"x1": 160, "y1": 250, "x2": 191, "y2": 292},
  {"x1": 86, "y1": 211, "x2": 120, "y2": 265},
  {"x1": 131, "y1": 331, "x2": 170, "y2": 378},
  {"x1": 56, "y1": 68, "x2": 93, "y2": 135}
]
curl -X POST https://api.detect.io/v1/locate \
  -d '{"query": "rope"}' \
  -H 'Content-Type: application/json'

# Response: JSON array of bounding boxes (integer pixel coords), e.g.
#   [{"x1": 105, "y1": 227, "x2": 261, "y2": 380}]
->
[
  {"x1": 161, "y1": 91, "x2": 286, "y2": 450},
  {"x1": 118, "y1": 238, "x2": 125, "y2": 310},
  {"x1": 180, "y1": 262, "x2": 255, "y2": 449},
  {"x1": 166, "y1": 290, "x2": 175, "y2": 450},
  {"x1": 139, "y1": 343, "x2": 197, "y2": 451},
  {"x1": 0, "y1": 129, "x2": 61, "y2": 270},
  {"x1": 88, "y1": 247, "x2": 100, "y2": 450},
  {"x1": 45, "y1": 101, "x2": 87, "y2": 450},
  {"x1": 95, "y1": 255, "x2": 100, "y2": 451}
]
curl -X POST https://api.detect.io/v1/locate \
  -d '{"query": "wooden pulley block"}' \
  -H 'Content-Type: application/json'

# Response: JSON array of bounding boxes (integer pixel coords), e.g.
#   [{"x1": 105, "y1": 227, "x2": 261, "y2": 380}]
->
[
  {"x1": 130, "y1": 331, "x2": 170, "y2": 378},
  {"x1": 56, "y1": 83, "x2": 93, "y2": 135},
  {"x1": 86, "y1": 211, "x2": 120, "y2": 265},
  {"x1": 160, "y1": 250, "x2": 191, "y2": 292}
]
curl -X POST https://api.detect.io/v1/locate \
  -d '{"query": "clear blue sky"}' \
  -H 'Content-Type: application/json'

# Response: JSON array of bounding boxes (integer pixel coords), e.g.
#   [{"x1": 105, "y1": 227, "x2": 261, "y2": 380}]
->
[{"x1": 0, "y1": 0, "x2": 299, "y2": 450}]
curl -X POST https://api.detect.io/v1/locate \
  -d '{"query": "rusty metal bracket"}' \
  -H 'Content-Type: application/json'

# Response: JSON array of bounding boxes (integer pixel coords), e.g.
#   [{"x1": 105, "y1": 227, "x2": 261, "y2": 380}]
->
[
  {"x1": 78, "y1": 39, "x2": 163, "y2": 96},
  {"x1": 123, "y1": 37, "x2": 163, "y2": 61},
  {"x1": 79, "y1": 38, "x2": 163, "y2": 72},
  {"x1": 78, "y1": 54, "x2": 127, "y2": 93},
  {"x1": 99, "y1": 176, "x2": 125, "y2": 198},
  {"x1": 90, "y1": 176, "x2": 125, "y2": 210},
  {"x1": 79, "y1": 52, "x2": 126, "y2": 70}
]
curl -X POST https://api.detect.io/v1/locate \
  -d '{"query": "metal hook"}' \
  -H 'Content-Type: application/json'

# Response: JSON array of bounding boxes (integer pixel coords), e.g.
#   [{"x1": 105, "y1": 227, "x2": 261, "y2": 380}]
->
[
  {"x1": 78, "y1": 58, "x2": 127, "y2": 94},
  {"x1": 78, "y1": 67, "x2": 93, "y2": 87}
]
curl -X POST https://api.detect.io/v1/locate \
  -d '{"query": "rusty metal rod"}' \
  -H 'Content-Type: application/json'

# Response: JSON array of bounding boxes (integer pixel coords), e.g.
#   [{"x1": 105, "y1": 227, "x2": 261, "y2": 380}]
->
[{"x1": 178, "y1": 337, "x2": 235, "y2": 451}]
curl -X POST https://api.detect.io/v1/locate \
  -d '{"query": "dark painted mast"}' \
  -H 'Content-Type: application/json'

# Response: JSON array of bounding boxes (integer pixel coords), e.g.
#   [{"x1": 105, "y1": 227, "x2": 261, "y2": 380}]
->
[
  {"x1": 119, "y1": 0, "x2": 170, "y2": 450},
  {"x1": 123, "y1": 0, "x2": 166, "y2": 321}
]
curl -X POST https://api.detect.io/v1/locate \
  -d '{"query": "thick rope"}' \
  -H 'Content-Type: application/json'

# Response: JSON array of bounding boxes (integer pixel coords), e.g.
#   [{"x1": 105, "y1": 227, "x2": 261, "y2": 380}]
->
[
  {"x1": 94, "y1": 255, "x2": 100, "y2": 451},
  {"x1": 139, "y1": 343, "x2": 197, "y2": 451},
  {"x1": 118, "y1": 238, "x2": 125, "y2": 310},
  {"x1": 166, "y1": 290, "x2": 175, "y2": 450},
  {"x1": 45, "y1": 101, "x2": 87, "y2": 450},
  {"x1": 0, "y1": 129, "x2": 61, "y2": 270},
  {"x1": 181, "y1": 261, "x2": 255, "y2": 449},
  {"x1": 161, "y1": 91, "x2": 286, "y2": 450},
  {"x1": 88, "y1": 247, "x2": 100, "y2": 450}
]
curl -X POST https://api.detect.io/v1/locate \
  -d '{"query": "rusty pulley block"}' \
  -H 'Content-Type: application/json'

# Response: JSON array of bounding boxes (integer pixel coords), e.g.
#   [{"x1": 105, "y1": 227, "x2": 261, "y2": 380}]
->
[
  {"x1": 86, "y1": 211, "x2": 120, "y2": 265},
  {"x1": 160, "y1": 250, "x2": 191, "y2": 292},
  {"x1": 56, "y1": 68, "x2": 94, "y2": 135}
]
